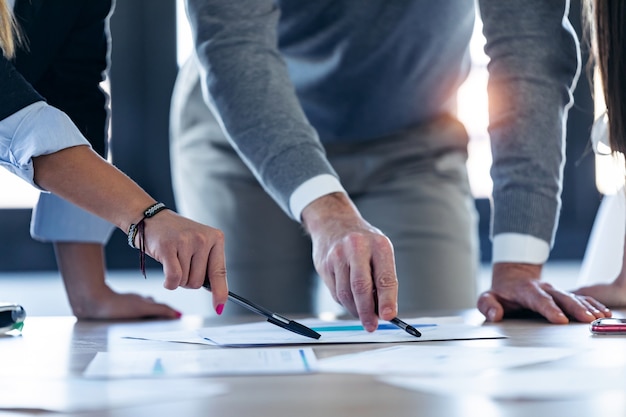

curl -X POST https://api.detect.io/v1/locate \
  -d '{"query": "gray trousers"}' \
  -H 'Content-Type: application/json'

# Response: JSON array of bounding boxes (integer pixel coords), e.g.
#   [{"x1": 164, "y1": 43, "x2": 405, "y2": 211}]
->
[{"x1": 170, "y1": 59, "x2": 479, "y2": 316}]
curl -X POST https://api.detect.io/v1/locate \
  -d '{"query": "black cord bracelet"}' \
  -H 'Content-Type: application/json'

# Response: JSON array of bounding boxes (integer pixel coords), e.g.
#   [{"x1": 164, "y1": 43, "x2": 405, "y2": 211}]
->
[{"x1": 127, "y1": 202, "x2": 167, "y2": 278}]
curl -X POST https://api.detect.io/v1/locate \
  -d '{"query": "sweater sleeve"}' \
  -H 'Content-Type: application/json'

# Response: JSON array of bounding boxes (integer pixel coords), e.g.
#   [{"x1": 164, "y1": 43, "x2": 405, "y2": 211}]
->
[
  {"x1": 185, "y1": 0, "x2": 340, "y2": 219},
  {"x1": 479, "y1": 0, "x2": 580, "y2": 252},
  {"x1": 0, "y1": 54, "x2": 43, "y2": 120}
]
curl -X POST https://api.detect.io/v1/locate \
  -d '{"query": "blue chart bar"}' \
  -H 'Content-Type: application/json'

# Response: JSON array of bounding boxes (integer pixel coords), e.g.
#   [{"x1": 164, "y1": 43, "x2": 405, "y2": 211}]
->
[{"x1": 311, "y1": 323, "x2": 437, "y2": 332}]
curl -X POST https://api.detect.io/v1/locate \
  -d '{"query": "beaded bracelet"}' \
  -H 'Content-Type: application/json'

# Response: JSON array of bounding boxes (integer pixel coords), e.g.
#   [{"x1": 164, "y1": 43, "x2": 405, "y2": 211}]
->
[{"x1": 127, "y1": 202, "x2": 168, "y2": 278}]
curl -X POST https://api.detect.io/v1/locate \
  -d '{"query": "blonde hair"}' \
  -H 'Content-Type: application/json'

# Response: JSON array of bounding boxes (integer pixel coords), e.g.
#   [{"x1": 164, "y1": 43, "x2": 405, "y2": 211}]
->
[{"x1": 0, "y1": 0, "x2": 20, "y2": 59}]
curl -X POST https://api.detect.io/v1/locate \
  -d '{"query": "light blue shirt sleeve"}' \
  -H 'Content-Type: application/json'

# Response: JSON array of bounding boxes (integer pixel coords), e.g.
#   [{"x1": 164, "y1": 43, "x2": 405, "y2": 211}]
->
[
  {"x1": 31, "y1": 191, "x2": 115, "y2": 244},
  {"x1": 0, "y1": 102, "x2": 91, "y2": 189}
]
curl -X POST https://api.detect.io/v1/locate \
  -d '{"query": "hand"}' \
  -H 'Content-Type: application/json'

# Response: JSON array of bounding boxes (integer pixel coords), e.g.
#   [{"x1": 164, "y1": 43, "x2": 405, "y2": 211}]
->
[
  {"x1": 70, "y1": 288, "x2": 182, "y2": 320},
  {"x1": 141, "y1": 210, "x2": 228, "y2": 314},
  {"x1": 573, "y1": 283, "x2": 626, "y2": 308},
  {"x1": 54, "y1": 242, "x2": 182, "y2": 320},
  {"x1": 478, "y1": 263, "x2": 611, "y2": 324},
  {"x1": 302, "y1": 193, "x2": 398, "y2": 332},
  {"x1": 32, "y1": 147, "x2": 229, "y2": 313},
  {"x1": 573, "y1": 248, "x2": 626, "y2": 308}
]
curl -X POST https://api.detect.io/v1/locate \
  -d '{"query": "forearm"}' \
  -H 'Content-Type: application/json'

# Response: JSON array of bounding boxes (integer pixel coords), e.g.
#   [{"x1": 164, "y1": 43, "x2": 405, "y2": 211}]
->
[
  {"x1": 32, "y1": 145, "x2": 155, "y2": 232},
  {"x1": 54, "y1": 242, "x2": 109, "y2": 315},
  {"x1": 480, "y1": 0, "x2": 580, "y2": 248},
  {"x1": 186, "y1": 0, "x2": 337, "y2": 217}
]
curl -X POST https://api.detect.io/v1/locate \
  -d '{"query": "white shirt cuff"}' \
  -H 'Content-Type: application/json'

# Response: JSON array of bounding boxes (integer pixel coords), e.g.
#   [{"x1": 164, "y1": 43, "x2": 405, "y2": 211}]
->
[
  {"x1": 289, "y1": 174, "x2": 346, "y2": 222},
  {"x1": 492, "y1": 233, "x2": 550, "y2": 264}
]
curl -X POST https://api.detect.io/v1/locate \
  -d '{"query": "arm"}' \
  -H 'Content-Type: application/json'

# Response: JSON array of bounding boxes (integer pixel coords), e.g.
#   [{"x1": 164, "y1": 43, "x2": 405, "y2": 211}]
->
[
  {"x1": 302, "y1": 193, "x2": 398, "y2": 330},
  {"x1": 22, "y1": 1, "x2": 179, "y2": 320},
  {"x1": 31, "y1": 144, "x2": 228, "y2": 312},
  {"x1": 186, "y1": 0, "x2": 335, "y2": 215},
  {"x1": 574, "y1": 227, "x2": 626, "y2": 308},
  {"x1": 0, "y1": 56, "x2": 228, "y2": 312},
  {"x1": 185, "y1": 0, "x2": 398, "y2": 328},
  {"x1": 477, "y1": 0, "x2": 609, "y2": 323}
]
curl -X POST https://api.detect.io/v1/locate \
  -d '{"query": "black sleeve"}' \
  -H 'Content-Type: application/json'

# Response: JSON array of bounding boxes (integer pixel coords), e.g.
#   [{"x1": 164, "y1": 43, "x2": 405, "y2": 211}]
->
[
  {"x1": 0, "y1": 54, "x2": 44, "y2": 121},
  {"x1": 13, "y1": 0, "x2": 113, "y2": 157}
]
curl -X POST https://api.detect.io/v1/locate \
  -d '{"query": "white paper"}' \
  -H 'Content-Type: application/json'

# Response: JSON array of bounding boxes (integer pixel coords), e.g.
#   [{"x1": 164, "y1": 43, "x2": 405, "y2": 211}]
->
[
  {"x1": 124, "y1": 317, "x2": 504, "y2": 347},
  {"x1": 84, "y1": 347, "x2": 317, "y2": 378},
  {"x1": 382, "y1": 366, "x2": 626, "y2": 399},
  {"x1": 318, "y1": 345, "x2": 577, "y2": 376},
  {"x1": 122, "y1": 328, "x2": 209, "y2": 345},
  {"x1": 200, "y1": 317, "x2": 504, "y2": 346},
  {"x1": 0, "y1": 378, "x2": 226, "y2": 412}
]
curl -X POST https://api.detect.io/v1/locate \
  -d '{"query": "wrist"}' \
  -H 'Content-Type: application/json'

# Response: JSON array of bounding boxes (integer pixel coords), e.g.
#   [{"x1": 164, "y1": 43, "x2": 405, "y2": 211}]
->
[
  {"x1": 125, "y1": 202, "x2": 169, "y2": 279},
  {"x1": 301, "y1": 192, "x2": 360, "y2": 235},
  {"x1": 118, "y1": 199, "x2": 159, "y2": 232},
  {"x1": 127, "y1": 202, "x2": 168, "y2": 249},
  {"x1": 492, "y1": 262, "x2": 543, "y2": 281}
]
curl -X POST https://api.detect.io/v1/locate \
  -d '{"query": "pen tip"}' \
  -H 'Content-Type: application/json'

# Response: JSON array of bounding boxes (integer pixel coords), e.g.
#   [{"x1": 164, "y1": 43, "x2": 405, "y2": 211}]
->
[{"x1": 407, "y1": 325, "x2": 421, "y2": 338}]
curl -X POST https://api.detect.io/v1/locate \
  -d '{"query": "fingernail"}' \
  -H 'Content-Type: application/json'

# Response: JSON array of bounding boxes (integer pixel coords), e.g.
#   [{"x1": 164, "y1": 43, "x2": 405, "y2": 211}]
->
[
  {"x1": 487, "y1": 308, "x2": 496, "y2": 321},
  {"x1": 382, "y1": 307, "x2": 393, "y2": 317},
  {"x1": 175, "y1": 310, "x2": 183, "y2": 318},
  {"x1": 215, "y1": 304, "x2": 224, "y2": 315}
]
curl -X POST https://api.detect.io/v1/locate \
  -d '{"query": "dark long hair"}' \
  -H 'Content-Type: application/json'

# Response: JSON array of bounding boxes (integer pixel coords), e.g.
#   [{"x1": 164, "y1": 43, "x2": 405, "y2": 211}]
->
[{"x1": 587, "y1": 0, "x2": 626, "y2": 156}]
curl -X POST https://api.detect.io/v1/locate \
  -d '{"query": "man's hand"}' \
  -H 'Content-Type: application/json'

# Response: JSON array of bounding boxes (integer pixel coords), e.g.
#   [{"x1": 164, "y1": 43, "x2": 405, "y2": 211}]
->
[
  {"x1": 302, "y1": 193, "x2": 398, "y2": 332},
  {"x1": 478, "y1": 263, "x2": 611, "y2": 323}
]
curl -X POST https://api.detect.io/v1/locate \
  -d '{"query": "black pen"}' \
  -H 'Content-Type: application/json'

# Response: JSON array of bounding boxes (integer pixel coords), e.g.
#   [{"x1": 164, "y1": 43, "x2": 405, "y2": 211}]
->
[
  {"x1": 372, "y1": 289, "x2": 420, "y2": 337},
  {"x1": 202, "y1": 281, "x2": 321, "y2": 340},
  {"x1": 390, "y1": 317, "x2": 421, "y2": 337}
]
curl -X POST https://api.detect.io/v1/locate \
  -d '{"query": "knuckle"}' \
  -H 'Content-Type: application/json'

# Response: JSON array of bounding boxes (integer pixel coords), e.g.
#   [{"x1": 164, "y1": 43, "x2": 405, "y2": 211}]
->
[
  {"x1": 191, "y1": 233, "x2": 209, "y2": 249},
  {"x1": 165, "y1": 273, "x2": 183, "y2": 289},
  {"x1": 211, "y1": 266, "x2": 228, "y2": 279},
  {"x1": 336, "y1": 289, "x2": 353, "y2": 305},
  {"x1": 328, "y1": 245, "x2": 346, "y2": 262},
  {"x1": 212, "y1": 229, "x2": 225, "y2": 245},
  {"x1": 345, "y1": 232, "x2": 367, "y2": 248},
  {"x1": 376, "y1": 272, "x2": 397, "y2": 289},
  {"x1": 351, "y1": 276, "x2": 371, "y2": 295},
  {"x1": 373, "y1": 233, "x2": 393, "y2": 250}
]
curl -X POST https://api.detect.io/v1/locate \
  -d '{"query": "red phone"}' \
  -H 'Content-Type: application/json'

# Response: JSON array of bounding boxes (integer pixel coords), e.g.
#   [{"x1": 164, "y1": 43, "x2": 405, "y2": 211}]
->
[{"x1": 590, "y1": 318, "x2": 626, "y2": 335}]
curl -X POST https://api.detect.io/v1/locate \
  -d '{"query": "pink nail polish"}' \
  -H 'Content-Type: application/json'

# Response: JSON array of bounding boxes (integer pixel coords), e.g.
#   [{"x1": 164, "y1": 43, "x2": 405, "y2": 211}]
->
[
  {"x1": 175, "y1": 310, "x2": 183, "y2": 318},
  {"x1": 216, "y1": 304, "x2": 225, "y2": 315}
]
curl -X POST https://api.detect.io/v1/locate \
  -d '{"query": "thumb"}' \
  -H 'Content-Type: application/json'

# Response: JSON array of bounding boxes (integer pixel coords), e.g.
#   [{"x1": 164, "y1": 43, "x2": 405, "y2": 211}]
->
[{"x1": 477, "y1": 291, "x2": 504, "y2": 322}]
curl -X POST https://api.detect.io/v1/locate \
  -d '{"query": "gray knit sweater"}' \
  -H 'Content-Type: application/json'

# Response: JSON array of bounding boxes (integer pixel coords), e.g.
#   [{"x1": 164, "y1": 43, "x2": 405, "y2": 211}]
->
[{"x1": 186, "y1": 0, "x2": 579, "y2": 246}]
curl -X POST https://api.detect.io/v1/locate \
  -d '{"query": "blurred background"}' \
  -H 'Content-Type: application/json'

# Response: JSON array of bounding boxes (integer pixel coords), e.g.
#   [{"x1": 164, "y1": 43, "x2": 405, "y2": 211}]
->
[{"x1": 0, "y1": 0, "x2": 608, "y2": 316}]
